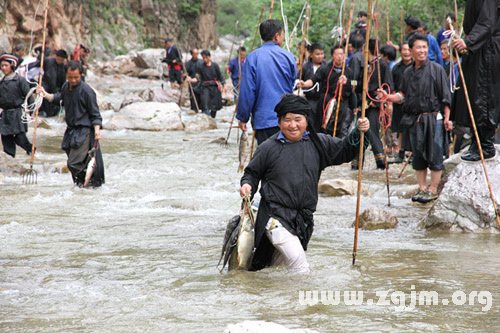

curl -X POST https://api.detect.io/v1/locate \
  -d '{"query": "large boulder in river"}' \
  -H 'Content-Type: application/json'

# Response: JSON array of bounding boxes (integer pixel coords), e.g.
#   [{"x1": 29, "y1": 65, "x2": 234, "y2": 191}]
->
[
  {"x1": 355, "y1": 207, "x2": 398, "y2": 230},
  {"x1": 120, "y1": 87, "x2": 179, "y2": 109},
  {"x1": 133, "y1": 48, "x2": 165, "y2": 69},
  {"x1": 223, "y1": 321, "x2": 319, "y2": 333},
  {"x1": 319, "y1": 179, "x2": 363, "y2": 196},
  {"x1": 0, "y1": 152, "x2": 26, "y2": 175},
  {"x1": 421, "y1": 146, "x2": 500, "y2": 232},
  {"x1": 105, "y1": 102, "x2": 184, "y2": 131},
  {"x1": 182, "y1": 113, "x2": 217, "y2": 132}
]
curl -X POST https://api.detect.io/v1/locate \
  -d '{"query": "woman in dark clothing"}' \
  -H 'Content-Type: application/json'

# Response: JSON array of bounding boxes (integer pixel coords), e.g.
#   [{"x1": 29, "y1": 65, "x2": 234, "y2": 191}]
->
[
  {"x1": 0, "y1": 54, "x2": 33, "y2": 157},
  {"x1": 188, "y1": 50, "x2": 225, "y2": 118}
]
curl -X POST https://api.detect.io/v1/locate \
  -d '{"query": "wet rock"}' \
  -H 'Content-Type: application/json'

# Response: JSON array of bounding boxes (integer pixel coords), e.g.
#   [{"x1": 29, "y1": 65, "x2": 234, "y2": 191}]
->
[
  {"x1": 0, "y1": 152, "x2": 26, "y2": 175},
  {"x1": 105, "y1": 102, "x2": 184, "y2": 131},
  {"x1": 355, "y1": 207, "x2": 398, "y2": 230},
  {"x1": 390, "y1": 185, "x2": 419, "y2": 199},
  {"x1": 182, "y1": 113, "x2": 217, "y2": 132},
  {"x1": 133, "y1": 48, "x2": 164, "y2": 69},
  {"x1": 223, "y1": 321, "x2": 319, "y2": 333},
  {"x1": 49, "y1": 162, "x2": 69, "y2": 174},
  {"x1": 318, "y1": 179, "x2": 359, "y2": 196},
  {"x1": 421, "y1": 146, "x2": 500, "y2": 232},
  {"x1": 137, "y1": 68, "x2": 161, "y2": 79},
  {"x1": 36, "y1": 119, "x2": 52, "y2": 129},
  {"x1": 119, "y1": 87, "x2": 179, "y2": 109}
]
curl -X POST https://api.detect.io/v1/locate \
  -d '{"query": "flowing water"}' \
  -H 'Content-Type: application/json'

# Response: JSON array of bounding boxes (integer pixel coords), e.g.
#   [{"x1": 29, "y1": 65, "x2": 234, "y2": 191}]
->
[{"x1": 1, "y1": 97, "x2": 499, "y2": 332}]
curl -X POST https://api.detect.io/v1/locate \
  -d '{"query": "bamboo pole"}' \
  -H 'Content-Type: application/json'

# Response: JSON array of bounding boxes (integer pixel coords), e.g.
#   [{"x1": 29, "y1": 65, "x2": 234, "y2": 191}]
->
[
  {"x1": 296, "y1": 1, "x2": 310, "y2": 96},
  {"x1": 353, "y1": 0, "x2": 373, "y2": 265},
  {"x1": 385, "y1": 0, "x2": 390, "y2": 42},
  {"x1": 400, "y1": 8, "x2": 404, "y2": 46},
  {"x1": 269, "y1": 0, "x2": 275, "y2": 19},
  {"x1": 333, "y1": 4, "x2": 354, "y2": 137},
  {"x1": 374, "y1": 0, "x2": 391, "y2": 207},
  {"x1": 24, "y1": 0, "x2": 49, "y2": 184}
]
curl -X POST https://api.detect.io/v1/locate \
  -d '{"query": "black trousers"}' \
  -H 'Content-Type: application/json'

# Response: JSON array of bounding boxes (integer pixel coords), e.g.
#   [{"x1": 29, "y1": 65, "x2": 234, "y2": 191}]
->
[
  {"x1": 66, "y1": 129, "x2": 90, "y2": 185},
  {"x1": 255, "y1": 126, "x2": 280, "y2": 145},
  {"x1": 352, "y1": 107, "x2": 385, "y2": 165},
  {"x1": 1, "y1": 133, "x2": 32, "y2": 158}
]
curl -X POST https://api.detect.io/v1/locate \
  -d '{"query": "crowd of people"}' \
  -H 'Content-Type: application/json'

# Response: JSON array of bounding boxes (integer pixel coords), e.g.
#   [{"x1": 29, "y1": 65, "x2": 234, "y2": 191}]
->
[{"x1": 0, "y1": 42, "x2": 104, "y2": 187}]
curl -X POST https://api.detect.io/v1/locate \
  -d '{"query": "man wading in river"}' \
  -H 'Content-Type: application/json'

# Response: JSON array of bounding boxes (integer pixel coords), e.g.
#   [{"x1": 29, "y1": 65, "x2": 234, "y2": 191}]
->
[
  {"x1": 240, "y1": 94, "x2": 369, "y2": 273},
  {"x1": 39, "y1": 61, "x2": 104, "y2": 187}
]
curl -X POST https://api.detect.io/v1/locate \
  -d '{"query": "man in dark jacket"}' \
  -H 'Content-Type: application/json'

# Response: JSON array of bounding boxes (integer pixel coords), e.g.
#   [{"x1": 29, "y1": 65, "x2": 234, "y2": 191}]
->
[
  {"x1": 41, "y1": 49, "x2": 68, "y2": 117},
  {"x1": 39, "y1": 61, "x2": 104, "y2": 187},
  {"x1": 240, "y1": 94, "x2": 369, "y2": 273},
  {"x1": 452, "y1": 0, "x2": 500, "y2": 161},
  {"x1": 162, "y1": 38, "x2": 183, "y2": 87},
  {"x1": 0, "y1": 54, "x2": 33, "y2": 157}
]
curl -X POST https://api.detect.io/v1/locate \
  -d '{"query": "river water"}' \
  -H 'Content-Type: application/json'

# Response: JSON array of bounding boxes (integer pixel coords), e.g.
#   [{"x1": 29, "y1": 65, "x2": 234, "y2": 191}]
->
[{"x1": 1, "y1": 89, "x2": 499, "y2": 332}]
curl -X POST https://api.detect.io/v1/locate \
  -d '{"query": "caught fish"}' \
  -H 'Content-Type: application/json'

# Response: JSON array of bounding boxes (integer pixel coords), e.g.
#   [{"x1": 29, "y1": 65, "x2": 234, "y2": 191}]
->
[
  {"x1": 83, "y1": 147, "x2": 96, "y2": 188},
  {"x1": 322, "y1": 98, "x2": 336, "y2": 130},
  {"x1": 237, "y1": 131, "x2": 248, "y2": 172},
  {"x1": 231, "y1": 205, "x2": 255, "y2": 271},
  {"x1": 217, "y1": 201, "x2": 256, "y2": 272}
]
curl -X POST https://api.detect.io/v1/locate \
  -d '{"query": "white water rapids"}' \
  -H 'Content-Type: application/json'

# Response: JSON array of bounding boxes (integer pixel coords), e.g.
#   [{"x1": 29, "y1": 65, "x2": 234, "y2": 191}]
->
[{"x1": 1, "y1": 82, "x2": 499, "y2": 332}]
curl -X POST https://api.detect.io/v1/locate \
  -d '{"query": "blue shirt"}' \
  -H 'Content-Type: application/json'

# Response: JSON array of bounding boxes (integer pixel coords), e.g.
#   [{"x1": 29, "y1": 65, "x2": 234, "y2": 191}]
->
[
  {"x1": 228, "y1": 57, "x2": 245, "y2": 87},
  {"x1": 237, "y1": 42, "x2": 297, "y2": 130},
  {"x1": 427, "y1": 34, "x2": 444, "y2": 66}
]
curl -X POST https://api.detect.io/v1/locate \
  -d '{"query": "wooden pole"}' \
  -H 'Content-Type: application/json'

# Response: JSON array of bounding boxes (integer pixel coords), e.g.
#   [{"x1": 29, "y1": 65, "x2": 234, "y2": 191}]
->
[
  {"x1": 28, "y1": 0, "x2": 49, "y2": 165},
  {"x1": 269, "y1": 0, "x2": 275, "y2": 19},
  {"x1": 353, "y1": 0, "x2": 373, "y2": 265},
  {"x1": 399, "y1": 8, "x2": 404, "y2": 46},
  {"x1": 385, "y1": 0, "x2": 390, "y2": 42},
  {"x1": 374, "y1": 0, "x2": 391, "y2": 207},
  {"x1": 296, "y1": 1, "x2": 310, "y2": 96},
  {"x1": 250, "y1": 7, "x2": 265, "y2": 51},
  {"x1": 333, "y1": 4, "x2": 354, "y2": 137}
]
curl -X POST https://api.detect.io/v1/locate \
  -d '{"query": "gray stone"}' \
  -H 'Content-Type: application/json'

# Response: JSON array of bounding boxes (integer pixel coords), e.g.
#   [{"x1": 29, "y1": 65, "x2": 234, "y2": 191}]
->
[
  {"x1": 318, "y1": 179, "x2": 359, "y2": 197},
  {"x1": 182, "y1": 113, "x2": 217, "y2": 132},
  {"x1": 137, "y1": 68, "x2": 161, "y2": 79},
  {"x1": 105, "y1": 102, "x2": 184, "y2": 131},
  {"x1": 355, "y1": 207, "x2": 398, "y2": 230},
  {"x1": 421, "y1": 146, "x2": 500, "y2": 232}
]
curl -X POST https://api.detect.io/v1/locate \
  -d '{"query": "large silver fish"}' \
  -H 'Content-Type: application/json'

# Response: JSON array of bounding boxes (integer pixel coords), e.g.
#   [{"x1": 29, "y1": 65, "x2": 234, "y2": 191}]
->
[
  {"x1": 322, "y1": 98, "x2": 336, "y2": 130},
  {"x1": 237, "y1": 131, "x2": 248, "y2": 172},
  {"x1": 218, "y1": 203, "x2": 256, "y2": 272},
  {"x1": 83, "y1": 147, "x2": 96, "y2": 188}
]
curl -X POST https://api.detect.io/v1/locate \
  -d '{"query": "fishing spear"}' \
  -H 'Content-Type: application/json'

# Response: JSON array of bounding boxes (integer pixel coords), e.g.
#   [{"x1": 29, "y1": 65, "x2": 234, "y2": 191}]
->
[{"x1": 353, "y1": 0, "x2": 373, "y2": 265}]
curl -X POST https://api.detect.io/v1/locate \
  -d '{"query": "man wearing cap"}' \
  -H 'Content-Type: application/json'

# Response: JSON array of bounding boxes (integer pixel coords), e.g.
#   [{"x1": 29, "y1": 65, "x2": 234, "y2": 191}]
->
[
  {"x1": 0, "y1": 54, "x2": 34, "y2": 157},
  {"x1": 239, "y1": 94, "x2": 369, "y2": 273},
  {"x1": 162, "y1": 38, "x2": 182, "y2": 88}
]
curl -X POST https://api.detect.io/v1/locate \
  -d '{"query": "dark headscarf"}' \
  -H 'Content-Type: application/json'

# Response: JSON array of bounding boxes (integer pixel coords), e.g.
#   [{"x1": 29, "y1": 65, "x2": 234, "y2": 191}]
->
[{"x1": 274, "y1": 94, "x2": 333, "y2": 169}]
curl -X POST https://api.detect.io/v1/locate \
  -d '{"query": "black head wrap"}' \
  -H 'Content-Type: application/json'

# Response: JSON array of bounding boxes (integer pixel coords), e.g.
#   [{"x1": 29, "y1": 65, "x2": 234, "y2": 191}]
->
[{"x1": 274, "y1": 94, "x2": 333, "y2": 169}]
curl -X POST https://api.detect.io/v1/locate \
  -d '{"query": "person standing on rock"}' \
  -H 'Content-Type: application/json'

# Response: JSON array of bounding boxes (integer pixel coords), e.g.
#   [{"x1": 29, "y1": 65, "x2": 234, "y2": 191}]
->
[
  {"x1": 237, "y1": 19, "x2": 297, "y2": 145},
  {"x1": 162, "y1": 38, "x2": 182, "y2": 88},
  {"x1": 38, "y1": 61, "x2": 104, "y2": 187},
  {"x1": 188, "y1": 50, "x2": 225, "y2": 118},
  {"x1": 185, "y1": 48, "x2": 203, "y2": 112},
  {"x1": 240, "y1": 94, "x2": 369, "y2": 273},
  {"x1": 0, "y1": 54, "x2": 34, "y2": 158},
  {"x1": 379, "y1": 34, "x2": 453, "y2": 204},
  {"x1": 451, "y1": 0, "x2": 500, "y2": 161}
]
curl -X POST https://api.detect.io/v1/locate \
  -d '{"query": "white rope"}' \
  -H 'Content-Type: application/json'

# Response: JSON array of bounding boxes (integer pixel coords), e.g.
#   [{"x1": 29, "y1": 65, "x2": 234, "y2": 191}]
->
[
  {"x1": 286, "y1": 1, "x2": 308, "y2": 50},
  {"x1": 444, "y1": 17, "x2": 460, "y2": 93},
  {"x1": 21, "y1": 86, "x2": 43, "y2": 124},
  {"x1": 330, "y1": 0, "x2": 345, "y2": 40},
  {"x1": 280, "y1": 0, "x2": 291, "y2": 51}
]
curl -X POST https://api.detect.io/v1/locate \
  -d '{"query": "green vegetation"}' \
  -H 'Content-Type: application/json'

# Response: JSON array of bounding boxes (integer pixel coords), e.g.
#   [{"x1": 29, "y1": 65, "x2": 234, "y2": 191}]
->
[{"x1": 217, "y1": 0, "x2": 466, "y2": 52}]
